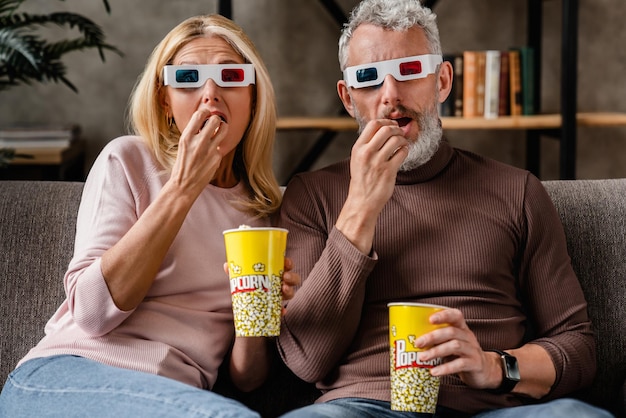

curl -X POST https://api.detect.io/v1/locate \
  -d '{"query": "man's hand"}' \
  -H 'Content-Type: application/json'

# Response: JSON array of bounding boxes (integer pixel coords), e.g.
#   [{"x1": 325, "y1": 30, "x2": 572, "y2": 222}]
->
[
  {"x1": 414, "y1": 308, "x2": 501, "y2": 389},
  {"x1": 414, "y1": 308, "x2": 556, "y2": 398},
  {"x1": 335, "y1": 119, "x2": 409, "y2": 254}
]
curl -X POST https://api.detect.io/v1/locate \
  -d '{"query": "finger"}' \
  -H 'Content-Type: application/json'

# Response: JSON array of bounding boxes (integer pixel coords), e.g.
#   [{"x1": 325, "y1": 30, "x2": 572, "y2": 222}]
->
[
  {"x1": 281, "y1": 281, "x2": 296, "y2": 300},
  {"x1": 388, "y1": 145, "x2": 409, "y2": 161},
  {"x1": 431, "y1": 308, "x2": 466, "y2": 328},
  {"x1": 284, "y1": 257, "x2": 294, "y2": 271},
  {"x1": 358, "y1": 119, "x2": 399, "y2": 145},
  {"x1": 368, "y1": 125, "x2": 409, "y2": 161},
  {"x1": 282, "y1": 271, "x2": 301, "y2": 287},
  {"x1": 370, "y1": 125, "x2": 406, "y2": 151},
  {"x1": 352, "y1": 126, "x2": 407, "y2": 166},
  {"x1": 210, "y1": 119, "x2": 222, "y2": 137},
  {"x1": 282, "y1": 284, "x2": 295, "y2": 300},
  {"x1": 200, "y1": 114, "x2": 223, "y2": 137},
  {"x1": 188, "y1": 112, "x2": 222, "y2": 140},
  {"x1": 430, "y1": 356, "x2": 472, "y2": 377}
]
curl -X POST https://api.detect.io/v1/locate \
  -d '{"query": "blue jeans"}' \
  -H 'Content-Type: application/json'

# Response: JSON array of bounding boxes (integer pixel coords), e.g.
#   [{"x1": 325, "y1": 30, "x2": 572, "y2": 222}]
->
[
  {"x1": 0, "y1": 355, "x2": 260, "y2": 418},
  {"x1": 278, "y1": 397, "x2": 615, "y2": 418}
]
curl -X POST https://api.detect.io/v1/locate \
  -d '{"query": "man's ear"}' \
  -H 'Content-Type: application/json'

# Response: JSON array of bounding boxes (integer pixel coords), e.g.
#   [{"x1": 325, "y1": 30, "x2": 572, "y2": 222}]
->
[
  {"x1": 437, "y1": 60, "x2": 454, "y2": 104},
  {"x1": 337, "y1": 80, "x2": 356, "y2": 118}
]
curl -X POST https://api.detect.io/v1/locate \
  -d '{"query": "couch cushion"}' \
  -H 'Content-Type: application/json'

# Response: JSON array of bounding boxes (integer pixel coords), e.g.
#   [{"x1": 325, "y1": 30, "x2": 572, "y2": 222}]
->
[
  {"x1": 0, "y1": 181, "x2": 83, "y2": 390},
  {"x1": 1, "y1": 179, "x2": 623, "y2": 417},
  {"x1": 543, "y1": 179, "x2": 626, "y2": 417}
]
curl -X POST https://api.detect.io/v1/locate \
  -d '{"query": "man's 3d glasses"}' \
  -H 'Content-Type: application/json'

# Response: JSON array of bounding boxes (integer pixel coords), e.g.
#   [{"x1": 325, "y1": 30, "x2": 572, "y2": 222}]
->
[
  {"x1": 163, "y1": 64, "x2": 255, "y2": 88},
  {"x1": 343, "y1": 54, "x2": 442, "y2": 88}
]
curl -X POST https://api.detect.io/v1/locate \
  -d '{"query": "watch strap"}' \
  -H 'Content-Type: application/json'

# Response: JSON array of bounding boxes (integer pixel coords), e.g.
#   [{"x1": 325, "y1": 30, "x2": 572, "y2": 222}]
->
[{"x1": 485, "y1": 349, "x2": 520, "y2": 394}]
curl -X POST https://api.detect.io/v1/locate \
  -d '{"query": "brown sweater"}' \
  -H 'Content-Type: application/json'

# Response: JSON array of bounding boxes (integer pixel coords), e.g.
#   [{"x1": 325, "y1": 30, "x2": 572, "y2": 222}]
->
[{"x1": 276, "y1": 140, "x2": 595, "y2": 414}]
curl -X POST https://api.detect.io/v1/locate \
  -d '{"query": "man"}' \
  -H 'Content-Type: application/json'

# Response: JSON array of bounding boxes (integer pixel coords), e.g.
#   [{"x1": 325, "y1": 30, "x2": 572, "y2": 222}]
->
[{"x1": 276, "y1": 1, "x2": 613, "y2": 417}]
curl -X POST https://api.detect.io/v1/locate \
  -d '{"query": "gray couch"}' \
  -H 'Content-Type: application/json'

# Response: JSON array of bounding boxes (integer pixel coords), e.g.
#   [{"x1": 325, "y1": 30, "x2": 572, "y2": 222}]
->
[{"x1": 1, "y1": 180, "x2": 624, "y2": 417}]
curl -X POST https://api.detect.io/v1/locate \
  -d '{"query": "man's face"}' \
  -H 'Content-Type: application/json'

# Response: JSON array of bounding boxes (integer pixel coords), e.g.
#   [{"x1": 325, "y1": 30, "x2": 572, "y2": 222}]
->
[{"x1": 338, "y1": 24, "x2": 452, "y2": 170}]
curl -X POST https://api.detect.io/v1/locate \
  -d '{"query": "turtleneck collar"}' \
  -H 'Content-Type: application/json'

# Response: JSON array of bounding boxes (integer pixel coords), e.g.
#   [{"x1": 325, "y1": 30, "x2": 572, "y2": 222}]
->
[{"x1": 395, "y1": 138, "x2": 454, "y2": 185}]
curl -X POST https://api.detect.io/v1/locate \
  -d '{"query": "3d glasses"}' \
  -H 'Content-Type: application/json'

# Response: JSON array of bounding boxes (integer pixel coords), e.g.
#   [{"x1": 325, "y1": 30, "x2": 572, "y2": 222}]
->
[
  {"x1": 343, "y1": 54, "x2": 442, "y2": 88},
  {"x1": 163, "y1": 64, "x2": 255, "y2": 88}
]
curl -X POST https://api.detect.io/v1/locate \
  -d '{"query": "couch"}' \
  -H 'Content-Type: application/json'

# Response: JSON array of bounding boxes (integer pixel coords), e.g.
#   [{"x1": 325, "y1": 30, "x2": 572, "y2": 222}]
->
[{"x1": 0, "y1": 179, "x2": 624, "y2": 417}]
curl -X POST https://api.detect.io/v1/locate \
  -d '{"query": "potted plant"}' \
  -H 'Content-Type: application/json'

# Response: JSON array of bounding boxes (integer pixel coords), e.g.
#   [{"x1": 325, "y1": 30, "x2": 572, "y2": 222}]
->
[{"x1": 0, "y1": 0, "x2": 122, "y2": 166}]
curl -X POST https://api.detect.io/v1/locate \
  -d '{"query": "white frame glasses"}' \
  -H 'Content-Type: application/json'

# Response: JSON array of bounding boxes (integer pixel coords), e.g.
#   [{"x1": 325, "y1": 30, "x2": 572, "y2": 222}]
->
[
  {"x1": 163, "y1": 64, "x2": 255, "y2": 88},
  {"x1": 343, "y1": 54, "x2": 442, "y2": 88}
]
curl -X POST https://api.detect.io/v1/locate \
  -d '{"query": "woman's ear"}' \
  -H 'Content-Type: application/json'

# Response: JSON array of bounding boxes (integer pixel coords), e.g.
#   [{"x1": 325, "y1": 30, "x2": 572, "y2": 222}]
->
[
  {"x1": 337, "y1": 80, "x2": 356, "y2": 118},
  {"x1": 160, "y1": 89, "x2": 171, "y2": 114}
]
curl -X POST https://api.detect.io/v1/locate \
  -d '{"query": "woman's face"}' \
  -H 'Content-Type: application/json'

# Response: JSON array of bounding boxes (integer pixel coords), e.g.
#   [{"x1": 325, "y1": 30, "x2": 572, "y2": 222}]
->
[{"x1": 163, "y1": 35, "x2": 253, "y2": 157}]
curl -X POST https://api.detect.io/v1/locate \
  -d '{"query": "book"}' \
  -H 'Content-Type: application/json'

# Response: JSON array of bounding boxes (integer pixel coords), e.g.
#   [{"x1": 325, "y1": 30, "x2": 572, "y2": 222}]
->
[
  {"x1": 508, "y1": 49, "x2": 523, "y2": 116},
  {"x1": 519, "y1": 46, "x2": 535, "y2": 115},
  {"x1": 0, "y1": 124, "x2": 80, "y2": 141},
  {"x1": 0, "y1": 138, "x2": 73, "y2": 148},
  {"x1": 483, "y1": 50, "x2": 501, "y2": 119},
  {"x1": 462, "y1": 51, "x2": 478, "y2": 118},
  {"x1": 0, "y1": 124, "x2": 80, "y2": 150},
  {"x1": 474, "y1": 51, "x2": 486, "y2": 117},
  {"x1": 453, "y1": 54, "x2": 464, "y2": 117},
  {"x1": 498, "y1": 51, "x2": 510, "y2": 116}
]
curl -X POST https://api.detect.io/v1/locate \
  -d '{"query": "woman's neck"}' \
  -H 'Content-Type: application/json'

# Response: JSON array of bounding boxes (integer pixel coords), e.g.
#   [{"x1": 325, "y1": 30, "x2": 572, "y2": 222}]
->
[{"x1": 211, "y1": 151, "x2": 238, "y2": 188}]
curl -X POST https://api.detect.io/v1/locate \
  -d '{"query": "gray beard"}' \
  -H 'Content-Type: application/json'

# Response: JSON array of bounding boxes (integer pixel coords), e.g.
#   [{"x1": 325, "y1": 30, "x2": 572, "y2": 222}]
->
[
  {"x1": 398, "y1": 111, "x2": 442, "y2": 172},
  {"x1": 354, "y1": 106, "x2": 443, "y2": 172}
]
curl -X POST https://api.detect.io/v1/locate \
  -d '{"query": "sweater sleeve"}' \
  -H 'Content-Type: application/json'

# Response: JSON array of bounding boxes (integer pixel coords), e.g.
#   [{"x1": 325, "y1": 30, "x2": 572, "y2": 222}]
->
[
  {"x1": 518, "y1": 174, "x2": 596, "y2": 398},
  {"x1": 276, "y1": 175, "x2": 377, "y2": 383},
  {"x1": 64, "y1": 138, "x2": 151, "y2": 336}
]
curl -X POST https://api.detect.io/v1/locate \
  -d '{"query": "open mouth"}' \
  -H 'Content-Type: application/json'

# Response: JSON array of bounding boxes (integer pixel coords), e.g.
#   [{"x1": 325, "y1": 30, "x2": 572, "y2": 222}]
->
[
  {"x1": 202, "y1": 114, "x2": 226, "y2": 129},
  {"x1": 394, "y1": 117, "x2": 412, "y2": 127}
]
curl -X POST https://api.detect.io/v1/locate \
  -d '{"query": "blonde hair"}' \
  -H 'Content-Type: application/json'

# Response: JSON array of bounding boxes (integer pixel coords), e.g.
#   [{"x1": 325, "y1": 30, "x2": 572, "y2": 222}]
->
[{"x1": 128, "y1": 14, "x2": 281, "y2": 217}]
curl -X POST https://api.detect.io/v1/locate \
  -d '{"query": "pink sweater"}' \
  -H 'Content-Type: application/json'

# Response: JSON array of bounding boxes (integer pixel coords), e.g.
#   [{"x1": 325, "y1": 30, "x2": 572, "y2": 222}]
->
[
  {"x1": 277, "y1": 140, "x2": 595, "y2": 414},
  {"x1": 19, "y1": 136, "x2": 270, "y2": 389}
]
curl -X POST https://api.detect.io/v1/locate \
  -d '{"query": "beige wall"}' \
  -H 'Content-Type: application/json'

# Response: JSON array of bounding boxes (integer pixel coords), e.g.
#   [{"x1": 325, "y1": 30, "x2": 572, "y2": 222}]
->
[{"x1": 1, "y1": 0, "x2": 625, "y2": 185}]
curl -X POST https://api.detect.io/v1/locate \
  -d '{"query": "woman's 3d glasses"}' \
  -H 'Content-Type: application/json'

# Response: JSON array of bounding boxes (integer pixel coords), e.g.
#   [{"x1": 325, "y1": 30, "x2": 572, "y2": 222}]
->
[
  {"x1": 343, "y1": 54, "x2": 442, "y2": 88},
  {"x1": 163, "y1": 64, "x2": 255, "y2": 88}
]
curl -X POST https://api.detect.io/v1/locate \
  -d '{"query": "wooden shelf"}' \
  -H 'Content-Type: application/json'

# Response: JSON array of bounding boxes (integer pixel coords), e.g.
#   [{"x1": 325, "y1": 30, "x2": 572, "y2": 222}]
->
[
  {"x1": 576, "y1": 112, "x2": 626, "y2": 127},
  {"x1": 277, "y1": 112, "x2": 626, "y2": 132},
  {"x1": 277, "y1": 117, "x2": 357, "y2": 131}
]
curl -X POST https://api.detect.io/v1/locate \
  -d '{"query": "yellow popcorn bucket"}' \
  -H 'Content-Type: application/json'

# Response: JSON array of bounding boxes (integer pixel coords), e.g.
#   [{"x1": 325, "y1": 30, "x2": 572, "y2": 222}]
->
[
  {"x1": 388, "y1": 302, "x2": 449, "y2": 413},
  {"x1": 223, "y1": 227, "x2": 288, "y2": 337}
]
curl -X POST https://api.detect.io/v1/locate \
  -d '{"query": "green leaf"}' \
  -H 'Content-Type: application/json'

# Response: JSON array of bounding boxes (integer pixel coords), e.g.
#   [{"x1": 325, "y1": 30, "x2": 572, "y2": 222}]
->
[{"x1": 0, "y1": 0, "x2": 120, "y2": 93}]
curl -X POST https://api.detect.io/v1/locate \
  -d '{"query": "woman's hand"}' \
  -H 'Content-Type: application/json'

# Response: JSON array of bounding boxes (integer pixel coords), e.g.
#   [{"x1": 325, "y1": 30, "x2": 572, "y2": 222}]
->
[
  {"x1": 227, "y1": 257, "x2": 300, "y2": 392},
  {"x1": 281, "y1": 257, "x2": 300, "y2": 305},
  {"x1": 223, "y1": 257, "x2": 301, "y2": 314},
  {"x1": 169, "y1": 112, "x2": 227, "y2": 197}
]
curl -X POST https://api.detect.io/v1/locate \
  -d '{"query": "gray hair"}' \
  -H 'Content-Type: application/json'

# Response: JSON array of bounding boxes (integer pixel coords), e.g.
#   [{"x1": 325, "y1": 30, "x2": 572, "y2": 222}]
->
[{"x1": 338, "y1": 0, "x2": 442, "y2": 70}]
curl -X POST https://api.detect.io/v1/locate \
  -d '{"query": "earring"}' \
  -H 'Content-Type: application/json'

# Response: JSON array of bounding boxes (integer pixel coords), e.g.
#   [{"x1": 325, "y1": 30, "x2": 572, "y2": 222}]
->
[{"x1": 166, "y1": 112, "x2": 174, "y2": 128}]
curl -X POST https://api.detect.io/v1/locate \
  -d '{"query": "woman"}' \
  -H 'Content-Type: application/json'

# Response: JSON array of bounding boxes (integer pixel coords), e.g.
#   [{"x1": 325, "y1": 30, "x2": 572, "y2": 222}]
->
[{"x1": 0, "y1": 14, "x2": 296, "y2": 418}]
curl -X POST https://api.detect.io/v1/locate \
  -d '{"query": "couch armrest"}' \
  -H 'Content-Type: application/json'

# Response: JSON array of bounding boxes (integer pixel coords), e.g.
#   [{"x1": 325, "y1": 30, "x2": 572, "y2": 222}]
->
[
  {"x1": 0, "y1": 181, "x2": 84, "y2": 391},
  {"x1": 543, "y1": 179, "x2": 626, "y2": 417}
]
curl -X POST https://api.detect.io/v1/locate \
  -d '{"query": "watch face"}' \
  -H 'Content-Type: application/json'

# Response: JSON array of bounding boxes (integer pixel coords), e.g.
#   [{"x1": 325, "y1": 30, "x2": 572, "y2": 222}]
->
[{"x1": 504, "y1": 355, "x2": 521, "y2": 381}]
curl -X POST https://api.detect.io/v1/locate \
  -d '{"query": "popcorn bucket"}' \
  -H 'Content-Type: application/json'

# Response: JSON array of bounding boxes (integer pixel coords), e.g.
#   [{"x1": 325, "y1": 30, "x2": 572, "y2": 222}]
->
[
  {"x1": 223, "y1": 227, "x2": 288, "y2": 337},
  {"x1": 388, "y1": 302, "x2": 449, "y2": 413}
]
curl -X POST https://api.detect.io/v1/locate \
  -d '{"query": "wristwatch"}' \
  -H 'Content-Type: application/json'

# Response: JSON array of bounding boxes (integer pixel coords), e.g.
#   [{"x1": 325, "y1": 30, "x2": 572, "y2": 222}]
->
[{"x1": 485, "y1": 349, "x2": 520, "y2": 394}]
